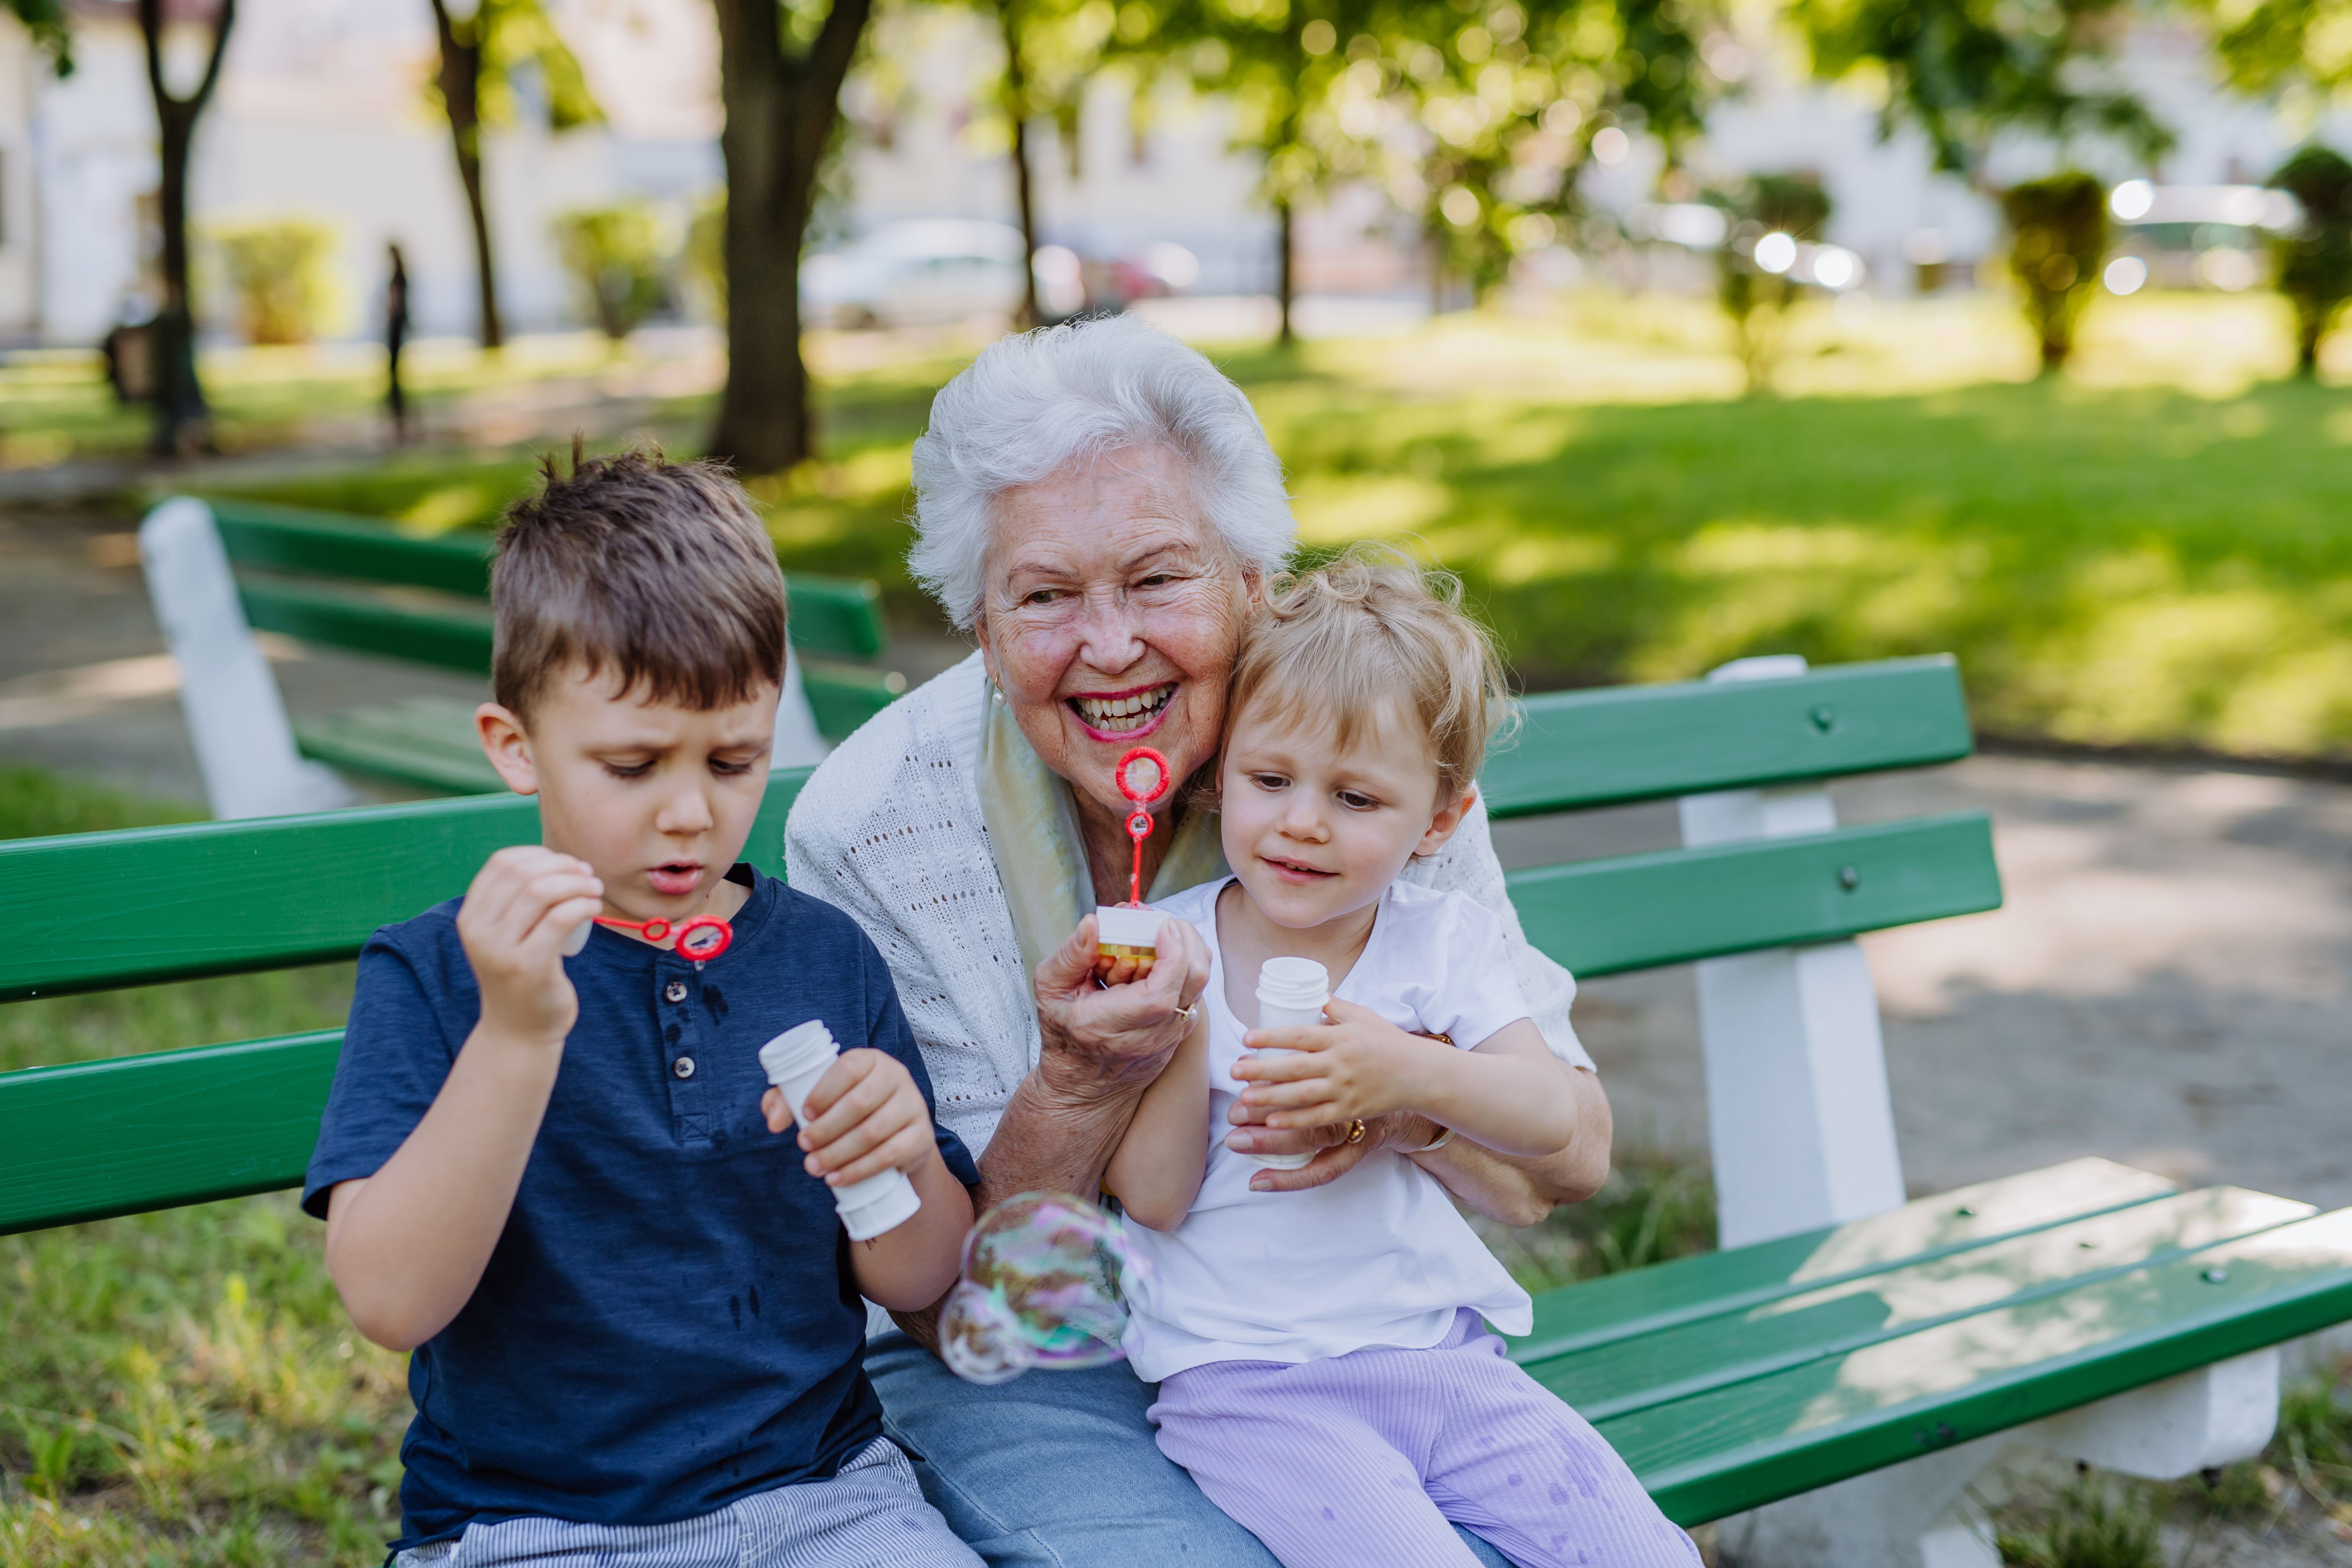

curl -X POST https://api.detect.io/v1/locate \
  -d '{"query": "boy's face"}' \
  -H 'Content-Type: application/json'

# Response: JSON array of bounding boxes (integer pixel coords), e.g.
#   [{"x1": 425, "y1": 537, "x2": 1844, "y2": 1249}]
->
[
  {"x1": 477, "y1": 664, "x2": 780, "y2": 921},
  {"x1": 1218, "y1": 691, "x2": 1471, "y2": 933}
]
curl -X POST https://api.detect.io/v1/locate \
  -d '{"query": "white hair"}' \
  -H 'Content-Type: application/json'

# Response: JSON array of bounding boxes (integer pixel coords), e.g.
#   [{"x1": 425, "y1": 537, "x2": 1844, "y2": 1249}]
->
[{"x1": 907, "y1": 314, "x2": 1296, "y2": 629}]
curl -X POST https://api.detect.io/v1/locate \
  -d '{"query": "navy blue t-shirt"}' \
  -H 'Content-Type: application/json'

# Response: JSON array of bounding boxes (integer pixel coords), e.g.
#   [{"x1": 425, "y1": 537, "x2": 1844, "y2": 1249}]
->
[{"x1": 302, "y1": 865, "x2": 977, "y2": 1550}]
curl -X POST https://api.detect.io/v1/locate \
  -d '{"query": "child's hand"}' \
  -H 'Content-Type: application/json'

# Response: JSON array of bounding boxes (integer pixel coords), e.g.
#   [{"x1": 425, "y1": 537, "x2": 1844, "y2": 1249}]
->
[
  {"x1": 1232, "y1": 997, "x2": 1449, "y2": 1131},
  {"x1": 764, "y1": 1049, "x2": 938, "y2": 1188},
  {"x1": 456, "y1": 846, "x2": 604, "y2": 1050}
]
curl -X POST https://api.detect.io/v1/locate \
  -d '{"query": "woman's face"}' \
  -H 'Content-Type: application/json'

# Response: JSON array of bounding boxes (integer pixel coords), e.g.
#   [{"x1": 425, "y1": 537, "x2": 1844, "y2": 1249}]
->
[{"x1": 975, "y1": 445, "x2": 1255, "y2": 825}]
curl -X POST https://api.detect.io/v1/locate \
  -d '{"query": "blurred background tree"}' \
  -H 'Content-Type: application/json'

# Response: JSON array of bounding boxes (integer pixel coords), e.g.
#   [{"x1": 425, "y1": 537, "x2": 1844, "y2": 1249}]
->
[
  {"x1": 212, "y1": 220, "x2": 336, "y2": 346},
  {"x1": 552, "y1": 202, "x2": 668, "y2": 342},
  {"x1": 985, "y1": 0, "x2": 1116, "y2": 325},
  {"x1": 140, "y1": 0, "x2": 235, "y2": 456},
  {"x1": 1709, "y1": 171, "x2": 1831, "y2": 393},
  {"x1": 425, "y1": 0, "x2": 602, "y2": 352},
  {"x1": 2002, "y1": 172, "x2": 2107, "y2": 370},
  {"x1": 2267, "y1": 145, "x2": 2352, "y2": 374},
  {"x1": 1364, "y1": 0, "x2": 1722, "y2": 308},
  {"x1": 707, "y1": 0, "x2": 874, "y2": 474}
]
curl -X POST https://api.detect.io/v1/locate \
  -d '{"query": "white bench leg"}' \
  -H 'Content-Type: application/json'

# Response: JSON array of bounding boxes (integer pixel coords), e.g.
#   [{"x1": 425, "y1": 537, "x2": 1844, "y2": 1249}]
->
[
  {"x1": 138, "y1": 498, "x2": 353, "y2": 820},
  {"x1": 1679, "y1": 655, "x2": 1905, "y2": 1250},
  {"x1": 774, "y1": 643, "x2": 830, "y2": 770},
  {"x1": 1722, "y1": 1351, "x2": 2281, "y2": 1568}
]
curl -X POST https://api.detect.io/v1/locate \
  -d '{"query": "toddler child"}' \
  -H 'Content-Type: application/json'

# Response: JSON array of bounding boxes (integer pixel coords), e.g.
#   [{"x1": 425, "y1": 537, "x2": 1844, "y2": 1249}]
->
[
  {"x1": 1102, "y1": 554, "x2": 1699, "y2": 1568},
  {"x1": 304, "y1": 450, "x2": 983, "y2": 1567}
]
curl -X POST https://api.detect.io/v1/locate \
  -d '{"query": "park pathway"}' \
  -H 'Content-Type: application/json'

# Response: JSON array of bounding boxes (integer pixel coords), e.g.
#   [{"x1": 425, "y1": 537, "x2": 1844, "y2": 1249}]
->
[{"x1": 5, "y1": 499, "x2": 2350, "y2": 1213}]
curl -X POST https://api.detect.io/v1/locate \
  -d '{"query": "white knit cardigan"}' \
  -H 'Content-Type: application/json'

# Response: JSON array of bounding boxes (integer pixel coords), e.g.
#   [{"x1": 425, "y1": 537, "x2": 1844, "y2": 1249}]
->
[{"x1": 783, "y1": 651, "x2": 1590, "y2": 1162}]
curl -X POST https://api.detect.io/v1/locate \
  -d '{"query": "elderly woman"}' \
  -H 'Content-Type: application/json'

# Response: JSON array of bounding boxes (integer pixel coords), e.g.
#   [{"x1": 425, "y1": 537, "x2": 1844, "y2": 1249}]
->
[{"x1": 785, "y1": 314, "x2": 1613, "y2": 1567}]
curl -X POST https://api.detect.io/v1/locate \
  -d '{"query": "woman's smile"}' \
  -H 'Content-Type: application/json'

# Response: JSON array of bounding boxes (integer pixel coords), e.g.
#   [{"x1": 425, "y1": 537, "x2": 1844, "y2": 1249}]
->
[{"x1": 1069, "y1": 681, "x2": 1178, "y2": 739}]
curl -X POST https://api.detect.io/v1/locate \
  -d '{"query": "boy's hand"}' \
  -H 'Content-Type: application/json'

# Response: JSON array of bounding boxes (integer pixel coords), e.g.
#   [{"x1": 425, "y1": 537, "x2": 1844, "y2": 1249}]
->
[
  {"x1": 456, "y1": 846, "x2": 604, "y2": 1050},
  {"x1": 1231, "y1": 997, "x2": 1447, "y2": 1131},
  {"x1": 763, "y1": 1049, "x2": 936, "y2": 1188}
]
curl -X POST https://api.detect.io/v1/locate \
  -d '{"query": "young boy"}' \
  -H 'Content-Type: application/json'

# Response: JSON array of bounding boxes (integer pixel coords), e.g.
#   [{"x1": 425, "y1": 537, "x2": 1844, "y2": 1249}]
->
[{"x1": 304, "y1": 450, "x2": 982, "y2": 1566}]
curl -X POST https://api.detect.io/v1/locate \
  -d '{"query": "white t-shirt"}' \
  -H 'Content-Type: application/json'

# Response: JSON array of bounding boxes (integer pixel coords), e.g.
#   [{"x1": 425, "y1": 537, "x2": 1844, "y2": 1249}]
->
[{"x1": 1117, "y1": 877, "x2": 1539, "y2": 1384}]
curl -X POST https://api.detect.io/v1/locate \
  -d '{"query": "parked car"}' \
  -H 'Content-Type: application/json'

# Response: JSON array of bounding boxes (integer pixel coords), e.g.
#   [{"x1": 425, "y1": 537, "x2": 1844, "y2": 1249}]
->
[
  {"x1": 2106, "y1": 182, "x2": 2299, "y2": 292},
  {"x1": 800, "y1": 220, "x2": 1085, "y2": 329}
]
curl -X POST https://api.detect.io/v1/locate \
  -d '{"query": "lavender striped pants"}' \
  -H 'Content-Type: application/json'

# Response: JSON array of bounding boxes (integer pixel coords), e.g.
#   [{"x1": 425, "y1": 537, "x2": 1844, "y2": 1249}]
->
[{"x1": 1148, "y1": 1311, "x2": 1700, "y2": 1568}]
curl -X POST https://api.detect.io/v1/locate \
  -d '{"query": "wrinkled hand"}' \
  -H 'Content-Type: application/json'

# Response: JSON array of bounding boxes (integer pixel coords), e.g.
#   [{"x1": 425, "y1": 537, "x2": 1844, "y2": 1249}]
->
[
  {"x1": 1034, "y1": 914, "x2": 1210, "y2": 1104},
  {"x1": 1225, "y1": 1110, "x2": 1438, "y2": 1193},
  {"x1": 455, "y1": 846, "x2": 603, "y2": 1050},
  {"x1": 765, "y1": 1048, "x2": 936, "y2": 1187}
]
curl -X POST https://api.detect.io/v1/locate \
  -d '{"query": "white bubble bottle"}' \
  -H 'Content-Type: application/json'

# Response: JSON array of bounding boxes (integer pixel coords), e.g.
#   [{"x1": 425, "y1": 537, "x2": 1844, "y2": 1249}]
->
[
  {"x1": 1245, "y1": 956, "x2": 1330, "y2": 1171},
  {"x1": 758, "y1": 1020, "x2": 923, "y2": 1240}
]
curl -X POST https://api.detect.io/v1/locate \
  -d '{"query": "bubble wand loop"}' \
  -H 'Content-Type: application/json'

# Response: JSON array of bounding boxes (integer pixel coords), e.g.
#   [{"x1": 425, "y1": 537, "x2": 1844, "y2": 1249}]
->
[
  {"x1": 562, "y1": 913, "x2": 733, "y2": 962},
  {"x1": 1096, "y1": 746, "x2": 1171, "y2": 967}
]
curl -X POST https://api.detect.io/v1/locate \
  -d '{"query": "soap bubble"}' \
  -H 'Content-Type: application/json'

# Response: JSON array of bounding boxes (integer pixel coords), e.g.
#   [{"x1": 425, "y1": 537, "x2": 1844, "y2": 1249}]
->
[{"x1": 940, "y1": 1192, "x2": 1144, "y2": 1385}]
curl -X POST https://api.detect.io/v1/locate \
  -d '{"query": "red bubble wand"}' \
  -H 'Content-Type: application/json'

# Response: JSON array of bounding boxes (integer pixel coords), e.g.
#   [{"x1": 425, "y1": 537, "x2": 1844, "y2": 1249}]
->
[
  {"x1": 1114, "y1": 746, "x2": 1172, "y2": 906},
  {"x1": 588, "y1": 913, "x2": 733, "y2": 961}
]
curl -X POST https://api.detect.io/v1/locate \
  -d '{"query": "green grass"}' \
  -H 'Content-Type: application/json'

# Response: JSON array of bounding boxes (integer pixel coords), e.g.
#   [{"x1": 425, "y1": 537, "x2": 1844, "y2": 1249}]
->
[
  {"x1": 195, "y1": 291, "x2": 2352, "y2": 761},
  {"x1": 0, "y1": 772, "x2": 388, "y2": 1564}
]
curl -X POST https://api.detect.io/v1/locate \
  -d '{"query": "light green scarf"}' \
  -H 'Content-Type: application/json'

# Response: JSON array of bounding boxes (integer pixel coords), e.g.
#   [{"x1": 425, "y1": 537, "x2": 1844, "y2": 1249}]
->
[{"x1": 977, "y1": 678, "x2": 1230, "y2": 982}]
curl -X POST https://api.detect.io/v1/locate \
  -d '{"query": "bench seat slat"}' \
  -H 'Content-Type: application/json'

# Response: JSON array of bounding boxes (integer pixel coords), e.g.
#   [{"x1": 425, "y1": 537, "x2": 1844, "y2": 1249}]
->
[
  {"x1": 0, "y1": 1031, "x2": 342, "y2": 1234},
  {"x1": 1512, "y1": 1157, "x2": 2181, "y2": 1361},
  {"x1": 1508, "y1": 812, "x2": 2001, "y2": 978},
  {"x1": 0, "y1": 770, "x2": 811, "y2": 1002},
  {"x1": 296, "y1": 704, "x2": 509, "y2": 795},
  {"x1": 1531, "y1": 1188, "x2": 2313, "y2": 1425},
  {"x1": 1481, "y1": 657, "x2": 1973, "y2": 817},
  {"x1": 1592, "y1": 1208, "x2": 2352, "y2": 1524}
]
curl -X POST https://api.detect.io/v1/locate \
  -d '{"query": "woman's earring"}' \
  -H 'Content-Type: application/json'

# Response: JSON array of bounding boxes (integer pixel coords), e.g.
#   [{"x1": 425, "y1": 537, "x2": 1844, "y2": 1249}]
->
[{"x1": 992, "y1": 685, "x2": 1006, "y2": 707}]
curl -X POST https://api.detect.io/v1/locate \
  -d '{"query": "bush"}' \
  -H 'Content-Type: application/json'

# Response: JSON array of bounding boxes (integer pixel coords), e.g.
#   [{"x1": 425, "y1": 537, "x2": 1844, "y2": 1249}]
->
[
  {"x1": 1709, "y1": 172, "x2": 1833, "y2": 395},
  {"x1": 551, "y1": 202, "x2": 667, "y2": 341},
  {"x1": 686, "y1": 191, "x2": 726, "y2": 325},
  {"x1": 2268, "y1": 145, "x2": 2352, "y2": 375},
  {"x1": 212, "y1": 220, "x2": 335, "y2": 346},
  {"x1": 2002, "y1": 173, "x2": 2108, "y2": 372},
  {"x1": 1997, "y1": 1473, "x2": 2162, "y2": 1568}
]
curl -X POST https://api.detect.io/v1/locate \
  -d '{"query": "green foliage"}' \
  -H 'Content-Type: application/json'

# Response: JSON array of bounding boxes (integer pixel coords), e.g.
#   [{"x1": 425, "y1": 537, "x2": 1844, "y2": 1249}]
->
[
  {"x1": 1789, "y1": 0, "x2": 2169, "y2": 180},
  {"x1": 428, "y1": 0, "x2": 601, "y2": 133},
  {"x1": 551, "y1": 203, "x2": 668, "y2": 341},
  {"x1": 1472, "y1": 1152, "x2": 1716, "y2": 1292},
  {"x1": 0, "y1": 768, "x2": 199, "y2": 842},
  {"x1": 2195, "y1": 0, "x2": 2352, "y2": 98},
  {"x1": 209, "y1": 221, "x2": 336, "y2": 347},
  {"x1": 2269, "y1": 145, "x2": 2352, "y2": 374},
  {"x1": 686, "y1": 191, "x2": 727, "y2": 325},
  {"x1": 2001, "y1": 172, "x2": 2108, "y2": 371},
  {"x1": 1710, "y1": 172, "x2": 1833, "y2": 393},
  {"x1": 1997, "y1": 1474, "x2": 2162, "y2": 1568}
]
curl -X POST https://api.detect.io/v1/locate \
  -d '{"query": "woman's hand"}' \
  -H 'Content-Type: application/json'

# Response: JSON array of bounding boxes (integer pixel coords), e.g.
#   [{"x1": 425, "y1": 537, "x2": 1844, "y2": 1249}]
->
[{"x1": 1032, "y1": 914, "x2": 1211, "y2": 1106}]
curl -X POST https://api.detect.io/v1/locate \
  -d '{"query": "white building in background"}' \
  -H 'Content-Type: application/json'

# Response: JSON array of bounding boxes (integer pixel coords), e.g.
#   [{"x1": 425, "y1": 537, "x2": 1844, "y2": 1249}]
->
[{"x1": 0, "y1": 0, "x2": 2332, "y2": 348}]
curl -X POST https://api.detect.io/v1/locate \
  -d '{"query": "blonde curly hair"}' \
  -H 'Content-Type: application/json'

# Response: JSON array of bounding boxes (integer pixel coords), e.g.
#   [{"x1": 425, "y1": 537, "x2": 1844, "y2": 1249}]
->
[{"x1": 1224, "y1": 546, "x2": 1514, "y2": 806}]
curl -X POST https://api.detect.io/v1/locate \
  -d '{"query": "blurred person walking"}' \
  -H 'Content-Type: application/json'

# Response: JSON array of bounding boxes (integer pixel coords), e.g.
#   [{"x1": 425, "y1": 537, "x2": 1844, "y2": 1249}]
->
[{"x1": 386, "y1": 242, "x2": 412, "y2": 445}]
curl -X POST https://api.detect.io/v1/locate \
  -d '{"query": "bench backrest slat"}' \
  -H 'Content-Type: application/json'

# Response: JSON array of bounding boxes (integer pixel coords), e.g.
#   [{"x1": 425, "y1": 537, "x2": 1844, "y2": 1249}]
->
[
  {"x1": 0, "y1": 770, "x2": 812, "y2": 1002},
  {"x1": 0, "y1": 1032, "x2": 342, "y2": 1234},
  {"x1": 1513, "y1": 814, "x2": 2000, "y2": 979},
  {"x1": 1481, "y1": 657, "x2": 1972, "y2": 816},
  {"x1": 197, "y1": 496, "x2": 891, "y2": 662}
]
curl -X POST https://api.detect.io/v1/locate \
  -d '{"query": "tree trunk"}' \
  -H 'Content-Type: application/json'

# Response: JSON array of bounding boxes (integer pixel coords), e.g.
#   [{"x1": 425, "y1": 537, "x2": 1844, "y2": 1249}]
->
[
  {"x1": 707, "y1": 0, "x2": 872, "y2": 476},
  {"x1": 999, "y1": 0, "x2": 1042, "y2": 329},
  {"x1": 1276, "y1": 197, "x2": 1294, "y2": 345},
  {"x1": 430, "y1": 0, "x2": 502, "y2": 350},
  {"x1": 138, "y1": 0, "x2": 235, "y2": 457}
]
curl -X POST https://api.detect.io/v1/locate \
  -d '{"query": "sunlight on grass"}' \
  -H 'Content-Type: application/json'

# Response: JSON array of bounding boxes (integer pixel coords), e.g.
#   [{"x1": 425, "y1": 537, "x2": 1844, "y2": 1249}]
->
[{"x1": 180, "y1": 288, "x2": 2352, "y2": 760}]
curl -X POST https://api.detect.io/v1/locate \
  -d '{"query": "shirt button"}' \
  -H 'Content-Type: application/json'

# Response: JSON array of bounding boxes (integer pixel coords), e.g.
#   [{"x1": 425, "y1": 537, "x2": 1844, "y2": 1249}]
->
[
  {"x1": 664, "y1": 980, "x2": 688, "y2": 1003},
  {"x1": 673, "y1": 1056, "x2": 696, "y2": 1079}
]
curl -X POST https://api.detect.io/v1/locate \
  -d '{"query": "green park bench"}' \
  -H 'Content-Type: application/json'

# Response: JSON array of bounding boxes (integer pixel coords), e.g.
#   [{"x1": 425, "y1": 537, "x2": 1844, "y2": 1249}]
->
[
  {"x1": 134, "y1": 493, "x2": 906, "y2": 811},
  {"x1": 7, "y1": 654, "x2": 2352, "y2": 1566}
]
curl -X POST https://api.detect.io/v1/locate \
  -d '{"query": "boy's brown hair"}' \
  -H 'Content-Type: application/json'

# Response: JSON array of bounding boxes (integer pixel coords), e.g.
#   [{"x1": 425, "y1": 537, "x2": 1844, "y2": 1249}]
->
[
  {"x1": 491, "y1": 445, "x2": 786, "y2": 723},
  {"x1": 1224, "y1": 546, "x2": 1514, "y2": 807}
]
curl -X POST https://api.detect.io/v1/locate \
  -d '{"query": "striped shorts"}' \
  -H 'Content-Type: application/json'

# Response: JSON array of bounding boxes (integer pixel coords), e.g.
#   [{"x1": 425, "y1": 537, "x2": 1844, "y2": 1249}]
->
[{"x1": 391, "y1": 1437, "x2": 980, "y2": 1568}]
